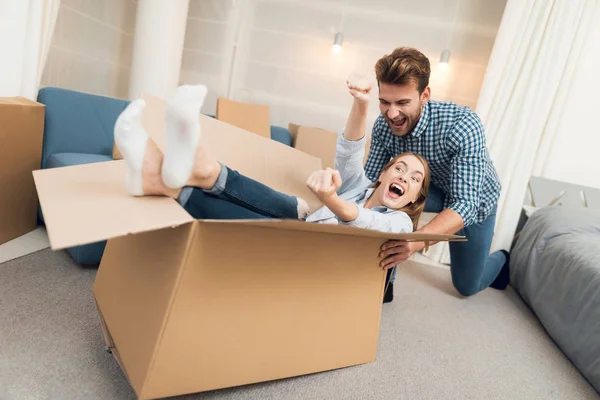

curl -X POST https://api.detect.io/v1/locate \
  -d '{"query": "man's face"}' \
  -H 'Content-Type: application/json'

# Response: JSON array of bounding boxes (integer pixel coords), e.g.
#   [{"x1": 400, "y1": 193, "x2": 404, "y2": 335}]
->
[{"x1": 378, "y1": 81, "x2": 431, "y2": 137}]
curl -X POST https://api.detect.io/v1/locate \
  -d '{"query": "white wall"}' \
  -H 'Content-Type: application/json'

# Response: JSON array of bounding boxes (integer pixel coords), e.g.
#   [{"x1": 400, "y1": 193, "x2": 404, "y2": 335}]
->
[
  {"x1": 539, "y1": 14, "x2": 600, "y2": 190},
  {"x1": 40, "y1": 0, "x2": 137, "y2": 99},
  {"x1": 180, "y1": 0, "x2": 506, "y2": 132}
]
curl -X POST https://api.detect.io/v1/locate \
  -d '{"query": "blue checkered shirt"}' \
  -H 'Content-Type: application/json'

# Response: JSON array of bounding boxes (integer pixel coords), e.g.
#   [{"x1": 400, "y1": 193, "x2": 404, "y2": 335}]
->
[{"x1": 364, "y1": 100, "x2": 501, "y2": 227}]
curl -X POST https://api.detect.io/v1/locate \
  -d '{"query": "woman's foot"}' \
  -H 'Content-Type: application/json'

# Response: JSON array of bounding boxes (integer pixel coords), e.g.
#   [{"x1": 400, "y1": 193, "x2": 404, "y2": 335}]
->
[
  {"x1": 162, "y1": 84, "x2": 208, "y2": 189},
  {"x1": 185, "y1": 138, "x2": 222, "y2": 190},
  {"x1": 141, "y1": 140, "x2": 181, "y2": 199},
  {"x1": 161, "y1": 84, "x2": 221, "y2": 190},
  {"x1": 114, "y1": 99, "x2": 180, "y2": 198},
  {"x1": 114, "y1": 99, "x2": 148, "y2": 196}
]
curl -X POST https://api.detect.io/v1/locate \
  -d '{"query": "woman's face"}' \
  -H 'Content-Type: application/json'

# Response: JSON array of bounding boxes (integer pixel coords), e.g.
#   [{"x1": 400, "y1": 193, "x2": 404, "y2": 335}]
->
[{"x1": 372, "y1": 154, "x2": 425, "y2": 209}]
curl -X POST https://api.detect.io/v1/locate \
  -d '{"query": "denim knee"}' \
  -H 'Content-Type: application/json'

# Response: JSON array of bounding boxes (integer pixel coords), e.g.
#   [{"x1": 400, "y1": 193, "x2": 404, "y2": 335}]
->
[{"x1": 451, "y1": 276, "x2": 481, "y2": 297}]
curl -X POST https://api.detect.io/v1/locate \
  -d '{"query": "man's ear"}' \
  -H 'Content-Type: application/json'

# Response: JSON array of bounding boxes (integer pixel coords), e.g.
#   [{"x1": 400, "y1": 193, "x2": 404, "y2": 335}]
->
[{"x1": 421, "y1": 86, "x2": 431, "y2": 103}]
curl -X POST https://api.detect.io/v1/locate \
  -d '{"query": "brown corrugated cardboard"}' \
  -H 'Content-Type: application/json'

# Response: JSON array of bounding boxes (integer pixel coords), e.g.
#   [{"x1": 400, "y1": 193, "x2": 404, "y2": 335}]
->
[
  {"x1": 33, "y1": 93, "x2": 464, "y2": 399},
  {"x1": 294, "y1": 125, "x2": 371, "y2": 169},
  {"x1": 32, "y1": 160, "x2": 194, "y2": 250},
  {"x1": 216, "y1": 97, "x2": 270, "y2": 138},
  {"x1": 94, "y1": 220, "x2": 388, "y2": 399},
  {"x1": 0, "y1": 97, "x2": 45, "y2": 244}
]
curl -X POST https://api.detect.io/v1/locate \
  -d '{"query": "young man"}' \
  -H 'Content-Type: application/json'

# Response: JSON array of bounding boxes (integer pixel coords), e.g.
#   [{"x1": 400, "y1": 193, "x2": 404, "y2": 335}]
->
[{"x1": 351, "y1": 47, "x2": 508, "y2": 299}]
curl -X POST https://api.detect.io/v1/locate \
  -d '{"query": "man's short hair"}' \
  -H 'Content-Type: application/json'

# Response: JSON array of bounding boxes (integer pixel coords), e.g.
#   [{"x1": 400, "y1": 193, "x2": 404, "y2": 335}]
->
[{"x1": 375, "y1": 47, "x2": 431, "y2": 93}]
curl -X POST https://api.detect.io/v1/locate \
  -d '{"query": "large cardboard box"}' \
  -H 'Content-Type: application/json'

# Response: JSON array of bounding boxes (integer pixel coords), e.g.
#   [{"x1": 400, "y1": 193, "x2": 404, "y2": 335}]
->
[
  {"x1": 294, "y1": 125, "x2": 371, "y2": 168},
  {"x1": 0, "y1": 97, "x2": 45, "y2": 244},
  {"x1": 33, "y1": 93, "x2": 463, "y2": 399}
]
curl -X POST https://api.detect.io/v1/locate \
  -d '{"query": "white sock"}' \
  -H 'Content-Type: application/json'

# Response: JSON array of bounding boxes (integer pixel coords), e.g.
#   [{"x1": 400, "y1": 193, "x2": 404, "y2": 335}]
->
[
  {"x1": 297, "y1": 198, "x2": 310, "y2": 219},
  {"x1": 114, "y1": 99, "x2": 148, "y2": 196},
  {"x1": 161, "y1": 84, "x2": 208, "y2": 189}
]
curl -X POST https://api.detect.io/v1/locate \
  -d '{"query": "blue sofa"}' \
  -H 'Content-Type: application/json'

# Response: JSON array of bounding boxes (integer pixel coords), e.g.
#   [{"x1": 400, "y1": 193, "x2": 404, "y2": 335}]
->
[{"x1": 37, "y1": 87, "x2": 292, "y2": 265}]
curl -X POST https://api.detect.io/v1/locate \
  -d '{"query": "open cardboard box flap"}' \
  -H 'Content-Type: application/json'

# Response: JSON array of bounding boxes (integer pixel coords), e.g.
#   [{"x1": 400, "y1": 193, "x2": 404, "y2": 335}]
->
[
  {"x1": 33, "y1": 92, "x2": 462, "y2": 252},
  {"x1": 33, "y1": 160, "x2": 194, "y2": 250}
]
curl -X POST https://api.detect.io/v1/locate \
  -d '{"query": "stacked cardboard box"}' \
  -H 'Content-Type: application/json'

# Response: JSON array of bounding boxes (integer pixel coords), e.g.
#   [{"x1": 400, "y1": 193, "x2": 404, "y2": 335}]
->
[
  {"x1": 0, "y1": 97, "x2": 45, "y2": 244},
  {"x1": 216, "y1": 97, "x2": 270, "y2": 138}
]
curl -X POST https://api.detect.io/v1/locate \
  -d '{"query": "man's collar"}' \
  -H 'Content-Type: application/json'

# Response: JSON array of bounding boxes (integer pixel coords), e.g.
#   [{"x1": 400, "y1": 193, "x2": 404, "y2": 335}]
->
[{"x1": 408, "y1": 101, "x2": 431, "y2": 138}]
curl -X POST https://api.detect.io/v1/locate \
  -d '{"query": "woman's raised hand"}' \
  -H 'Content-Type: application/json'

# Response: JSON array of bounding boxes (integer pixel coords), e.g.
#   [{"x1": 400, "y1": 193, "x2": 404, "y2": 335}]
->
[{"x1": 346, "y1": 72, "x2": 373, "y2": 104}]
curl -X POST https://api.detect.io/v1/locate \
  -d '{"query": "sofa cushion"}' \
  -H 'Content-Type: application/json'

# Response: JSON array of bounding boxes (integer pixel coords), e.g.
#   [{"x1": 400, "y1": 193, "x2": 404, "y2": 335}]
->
[
  {"x1": 46, "y1": 152, "x2": 113, "y2": 169},
  {"x1": 37, "y1": 87, "x2": 130, "y2": 168},
  {"x1": 270, "y1": 126, "x2": 292, "y2": 146}
]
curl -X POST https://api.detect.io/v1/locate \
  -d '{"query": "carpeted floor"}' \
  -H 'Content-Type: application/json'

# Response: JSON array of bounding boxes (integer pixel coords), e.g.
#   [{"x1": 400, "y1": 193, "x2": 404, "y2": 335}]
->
[{"x1": 1, "y1": 248, "x2": 598, "y2": 400}]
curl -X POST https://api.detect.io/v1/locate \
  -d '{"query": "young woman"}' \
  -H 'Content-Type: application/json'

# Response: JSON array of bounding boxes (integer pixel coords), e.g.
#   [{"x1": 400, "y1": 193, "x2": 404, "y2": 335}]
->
[{"x1": 114, "y1": 85, "x2": 429, "y2": 233}]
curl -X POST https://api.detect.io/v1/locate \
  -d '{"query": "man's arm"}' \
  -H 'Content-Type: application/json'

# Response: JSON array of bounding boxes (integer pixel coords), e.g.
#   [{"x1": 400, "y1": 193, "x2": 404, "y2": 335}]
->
[
  {"x1": 378, "y1": 209, "x2": 463, "y2": 269},
  {"x1": 444, "y1": 113, "x2": 486, "y2": 228},
  {"x1": 415, "y1": 209, "x2": 464, "y2": 240}
]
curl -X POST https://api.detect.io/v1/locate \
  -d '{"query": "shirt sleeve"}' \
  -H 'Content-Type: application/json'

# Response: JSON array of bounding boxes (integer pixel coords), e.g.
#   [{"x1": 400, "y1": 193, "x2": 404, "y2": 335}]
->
[
  {"x1": 364, "y1": 115, "x2": 392, "y2": 182},
  {"x1": 338, "y1": 208, "x2": 414, "y2": 233},
  {"x1": 446, "y1": 112, "x2": 487, "y2": 227},
  {"x1": 334, "y1": 134, "x2": 374, "y2": 195}
]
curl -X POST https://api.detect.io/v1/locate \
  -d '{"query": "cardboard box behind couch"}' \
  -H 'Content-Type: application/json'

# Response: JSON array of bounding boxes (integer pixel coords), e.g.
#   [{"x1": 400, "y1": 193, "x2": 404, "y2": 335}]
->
[
  {"x1": 293, "y1": 125, "x2": 371, "y2": 169},
  {"x1": 0, "y1": 97, "x2": 44, "y2": 244},
  {"x1": 33, "y1": 93, "x2": 462, "y2": 399},
  {"x1": 216, "y1": 97, "x2": 271, "y2": 138}
]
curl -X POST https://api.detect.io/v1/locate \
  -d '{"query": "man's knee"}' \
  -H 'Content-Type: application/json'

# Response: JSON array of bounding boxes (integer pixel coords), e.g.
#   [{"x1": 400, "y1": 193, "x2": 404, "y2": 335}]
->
[{"x1": 451, "y1": 276, "x2": 481, "y2": 297}]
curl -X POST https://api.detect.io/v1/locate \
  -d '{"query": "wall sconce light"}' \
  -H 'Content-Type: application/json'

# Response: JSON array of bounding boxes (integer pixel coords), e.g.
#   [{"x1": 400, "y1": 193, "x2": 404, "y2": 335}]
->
[
  {"x1": 332, "y1": 32, "x2": 343, "y2": 54},
  {"x1": 439, "y1": 49, "x2": 451, "y2": 69}
]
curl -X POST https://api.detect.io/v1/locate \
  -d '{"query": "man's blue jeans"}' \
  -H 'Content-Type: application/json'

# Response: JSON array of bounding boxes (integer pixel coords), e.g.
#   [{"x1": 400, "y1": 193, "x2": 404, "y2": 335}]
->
[{"x1": 418, "y1": 184, "x2": 506, "y2": 296}]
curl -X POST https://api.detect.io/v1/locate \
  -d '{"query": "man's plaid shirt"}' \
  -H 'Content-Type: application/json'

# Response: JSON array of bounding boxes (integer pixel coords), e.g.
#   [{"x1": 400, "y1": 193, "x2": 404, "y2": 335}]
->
[{"x1": 364, "y1": 100, "x2": 501, "y2": 227}]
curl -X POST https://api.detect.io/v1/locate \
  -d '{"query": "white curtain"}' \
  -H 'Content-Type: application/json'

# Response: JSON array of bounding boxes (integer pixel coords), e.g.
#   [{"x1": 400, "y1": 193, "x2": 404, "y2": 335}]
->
[
  {"x1": 476, "y1": 0, "x2": 598, "y2": 252},
  {"x1": 0, "y1": 0, "x2": 60, "y2": 99}
]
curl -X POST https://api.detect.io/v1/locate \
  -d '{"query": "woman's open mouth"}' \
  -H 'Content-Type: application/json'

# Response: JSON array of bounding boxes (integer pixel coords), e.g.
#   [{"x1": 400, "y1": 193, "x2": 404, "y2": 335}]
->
[{"x1": 387, "y1": 183, "x2": 405, "y2": 199}]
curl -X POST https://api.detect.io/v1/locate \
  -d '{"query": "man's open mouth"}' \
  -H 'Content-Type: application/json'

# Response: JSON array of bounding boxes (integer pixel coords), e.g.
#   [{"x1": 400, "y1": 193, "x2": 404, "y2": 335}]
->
[
  {"x1": 392, "y1": 117, "x2": 407, "y2": 129},
  {"x1": 388, "y1": 183, "x2": 405, "y2": 199}
]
